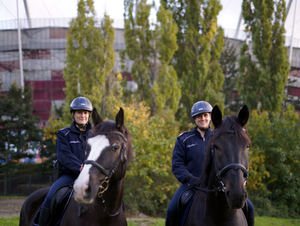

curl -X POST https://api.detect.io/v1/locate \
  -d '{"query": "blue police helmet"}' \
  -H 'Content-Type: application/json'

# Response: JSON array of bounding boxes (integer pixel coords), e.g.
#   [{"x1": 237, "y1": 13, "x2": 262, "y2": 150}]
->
[
  {"x1": 70, "y1": 97, "x2": 93, "y2": 112},
  {"x1": 191, "y1": 101, "x2": 212, "y2": 118}
]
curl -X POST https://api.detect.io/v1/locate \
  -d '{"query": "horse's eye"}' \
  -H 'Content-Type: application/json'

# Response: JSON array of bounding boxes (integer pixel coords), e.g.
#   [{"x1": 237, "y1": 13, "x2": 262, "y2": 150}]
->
[{"x1": 112, "y1": 143, "x2": 119, "y2": 151}]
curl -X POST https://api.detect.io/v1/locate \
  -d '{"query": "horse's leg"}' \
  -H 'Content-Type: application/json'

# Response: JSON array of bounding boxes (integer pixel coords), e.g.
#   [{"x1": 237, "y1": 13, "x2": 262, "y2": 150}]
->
[{"x1": 19, "y1": 187, "x2": 50, "y2": 226}]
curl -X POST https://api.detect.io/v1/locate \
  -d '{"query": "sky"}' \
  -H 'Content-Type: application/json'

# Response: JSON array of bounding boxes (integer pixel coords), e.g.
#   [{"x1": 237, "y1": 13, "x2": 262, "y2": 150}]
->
[{"x1": 0, "y1": 0, "x2": 299, "y2": 39}]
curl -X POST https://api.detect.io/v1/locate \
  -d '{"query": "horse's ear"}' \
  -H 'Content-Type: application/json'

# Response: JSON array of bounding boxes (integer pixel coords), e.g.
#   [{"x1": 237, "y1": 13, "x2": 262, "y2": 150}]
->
[
  {"x1": 116, "y1": 107, "x2": 125, "y2": 132},
  {"x1": 238, "y1": 105, "x2": 249, "y2": 127},
  {"x1": 92, "y1": 108, "x2": 103, "y2": 127},
  {"x1": 211, "y1": 105, "x2": 222, "y2": 129}
]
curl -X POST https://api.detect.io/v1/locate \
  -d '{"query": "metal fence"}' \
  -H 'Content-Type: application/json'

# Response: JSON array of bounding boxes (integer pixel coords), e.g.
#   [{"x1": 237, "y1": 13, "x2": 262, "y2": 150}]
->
[{"x1": 0, "y1": 174, "x2": 54, "y2": 196}]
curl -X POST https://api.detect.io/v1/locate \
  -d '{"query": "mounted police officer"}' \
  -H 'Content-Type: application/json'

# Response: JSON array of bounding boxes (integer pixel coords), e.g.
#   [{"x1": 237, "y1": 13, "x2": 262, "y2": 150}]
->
[
  {"x1": 39, "y1": 97, "x2": 93, "y2": 226},
  {"x1": 166, "y1": 101, "x2": 255, "y2": 226}
]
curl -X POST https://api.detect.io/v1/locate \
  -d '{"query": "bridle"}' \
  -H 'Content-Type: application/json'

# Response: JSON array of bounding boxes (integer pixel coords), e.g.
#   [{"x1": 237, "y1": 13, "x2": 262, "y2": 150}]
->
[
  {"x1": 83, "y1": 131, "x2": 128, "y2": 216},
  {"x1": 197, "y1": 129, "x2": 249, "y2": 194}
]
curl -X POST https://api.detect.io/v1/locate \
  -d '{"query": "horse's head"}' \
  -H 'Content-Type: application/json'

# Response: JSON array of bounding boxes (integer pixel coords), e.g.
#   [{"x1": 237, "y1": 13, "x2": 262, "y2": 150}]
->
[
  {"x1": 74, "y1": 107, "x2": 132, "y2": 204},
  {"x1": 208, "y1": 105, "x2": 250, "y2": 209}
]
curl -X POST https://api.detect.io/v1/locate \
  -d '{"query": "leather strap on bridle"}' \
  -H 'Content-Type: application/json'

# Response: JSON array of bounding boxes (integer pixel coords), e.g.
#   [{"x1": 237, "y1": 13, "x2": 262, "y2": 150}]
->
[
  {"x1": 84, "y1": 143, "x2": 126, "y2": 179},
  {"x1": 84, "y1": 131, "x2": 127, "y2": 178}
]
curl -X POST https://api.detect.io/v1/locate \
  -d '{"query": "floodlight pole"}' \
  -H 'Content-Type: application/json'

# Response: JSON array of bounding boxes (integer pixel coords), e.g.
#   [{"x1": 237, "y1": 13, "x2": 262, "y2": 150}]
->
[
  {"x1": 23, "y1": 0, "x2": 32, "y2": 28},
  {"x1": 289, "y1": 0, "x2": 298, "y2": 65},
  {"x1": 17, "y1": 0, "x2": 24, "y2": 91},
  {"x1": 234, "y1": 12, "x2": 243, "y2": 39},
  {"x1": 286, "y1": 0, "x2": 294, "y2": 16}
]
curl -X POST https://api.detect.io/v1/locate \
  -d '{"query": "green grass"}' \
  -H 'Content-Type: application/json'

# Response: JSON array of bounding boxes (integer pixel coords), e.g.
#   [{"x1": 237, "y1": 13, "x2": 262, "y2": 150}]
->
[
  {"x1": 255, "y1": 216, "x2": 300, "y2": 226},
  {"x1": 0, "y1": 217, "x2": 19, "y2": 226},
  {"x1": 2, "y1": 216, "x2": 300, "y2": 225},
  {"x1": 128, "y1": 218, "x2": 165, "y2": 226}
]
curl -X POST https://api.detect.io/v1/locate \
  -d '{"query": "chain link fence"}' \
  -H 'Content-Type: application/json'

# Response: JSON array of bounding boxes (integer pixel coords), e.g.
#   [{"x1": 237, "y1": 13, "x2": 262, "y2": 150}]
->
[{"x1": 0, "y1": 174, "x2": 54, "y2": 196}]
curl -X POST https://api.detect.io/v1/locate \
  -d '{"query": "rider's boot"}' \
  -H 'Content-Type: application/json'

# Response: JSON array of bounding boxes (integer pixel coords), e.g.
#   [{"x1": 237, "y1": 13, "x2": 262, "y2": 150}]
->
[
  {"x1": 165, "y1": 217, "x2": 178, "y2": 226},
  {"x1": 247, "y1": 214, "x2": 255, "y2": 226},
  {"x1": 39, "y1": 206, "x2": 50, "y2": 226},
  {"x1": 242, "y1": 199, "x2": 255, "y2": 226}
]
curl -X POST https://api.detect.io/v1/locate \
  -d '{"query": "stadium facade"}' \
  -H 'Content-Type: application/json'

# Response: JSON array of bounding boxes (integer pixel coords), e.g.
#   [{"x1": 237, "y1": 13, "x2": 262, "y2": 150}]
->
[{"x1": 0, "y1": 18, "x2": 299, "y2": 126}]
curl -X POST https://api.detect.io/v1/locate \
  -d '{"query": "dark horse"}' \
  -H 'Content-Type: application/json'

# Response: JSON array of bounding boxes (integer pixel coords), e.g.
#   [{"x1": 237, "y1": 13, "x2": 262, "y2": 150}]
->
[
  {"x1": 184, "y1": 105, "x2": 250, "y2": 226},
  {"x1": 20, "y1": 107, "x2": 133, "y2": 226}
]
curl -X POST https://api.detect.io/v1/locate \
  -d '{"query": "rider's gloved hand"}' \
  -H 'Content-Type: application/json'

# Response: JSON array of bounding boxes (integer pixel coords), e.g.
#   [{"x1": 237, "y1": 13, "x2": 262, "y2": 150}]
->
[{"x1": 186, "y1": 174, "x2": 201, "y2": 188}]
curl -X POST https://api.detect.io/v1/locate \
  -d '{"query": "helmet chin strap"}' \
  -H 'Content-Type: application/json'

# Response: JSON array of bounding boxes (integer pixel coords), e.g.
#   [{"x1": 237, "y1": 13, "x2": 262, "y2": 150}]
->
[
  {"x1": 198, "y1": 126, "x2": 209, "y2": 132},
  {"x1": 76, "y1": 122, "x2": 87, "y2": 130},
  {"x1": 73, "y1": 118, "x2": 88, "y2": 130}
]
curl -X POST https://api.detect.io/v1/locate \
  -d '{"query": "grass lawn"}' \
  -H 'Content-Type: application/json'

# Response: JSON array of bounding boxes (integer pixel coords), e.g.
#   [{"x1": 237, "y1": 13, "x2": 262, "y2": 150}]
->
[
  {"x1": 0, "y1": 217, "x2": 19, "y2": 226},
  {"x1": 255, "y1": 216, "x2": 300, "y2": 226},
  {"x1": 2, "y1": 216, "x2": 300, "y2": 226}
]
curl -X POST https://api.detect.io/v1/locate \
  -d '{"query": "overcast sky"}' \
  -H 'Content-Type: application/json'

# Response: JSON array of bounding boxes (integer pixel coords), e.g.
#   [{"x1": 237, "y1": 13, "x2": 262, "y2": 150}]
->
[{"x1": 0, "y1": 0, "x2": 299, "y2": 38}]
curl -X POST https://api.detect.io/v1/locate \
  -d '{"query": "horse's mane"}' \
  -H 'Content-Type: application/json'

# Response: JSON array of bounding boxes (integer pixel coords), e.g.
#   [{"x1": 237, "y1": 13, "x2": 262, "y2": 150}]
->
[
  {"x1": 89, "y1": 120, "x2": 133, "y2": 163},
  {"x1": 199, "y1": 115, "x2": 250, "y2": 188}
]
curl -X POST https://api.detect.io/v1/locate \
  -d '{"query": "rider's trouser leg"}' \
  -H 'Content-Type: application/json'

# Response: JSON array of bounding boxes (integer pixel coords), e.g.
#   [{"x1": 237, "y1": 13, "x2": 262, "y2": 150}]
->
[
  {"x1": 39, "y1": 206, "x2": 50, "y2": 226},
  {"x1": 39, "y1": 174, "x2": 76, "y2": 225},
  {"x1": 166, "y1": 183, "x2": 191, "y2": 226},
  {"x1": 242, "y1": 199, "x2": 254, "y2": 226}
]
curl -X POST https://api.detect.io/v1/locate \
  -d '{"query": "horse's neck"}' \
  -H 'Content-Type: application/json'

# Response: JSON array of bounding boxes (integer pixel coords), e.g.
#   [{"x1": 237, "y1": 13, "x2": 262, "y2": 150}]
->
[
  {"x1": 206, "y1": 191, "x2": 230, "y2": 213},
  {"x1": 96, "y1": 179, "x2": 125, "y2": 215}
]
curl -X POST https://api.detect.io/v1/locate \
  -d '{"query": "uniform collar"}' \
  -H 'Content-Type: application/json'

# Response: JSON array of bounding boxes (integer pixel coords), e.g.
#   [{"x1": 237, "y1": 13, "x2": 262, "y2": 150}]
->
[
  {"x1": 70, "y1": 121, "x2": 92, "y2": 133},
  {"x1": 193, "y1": 126, "x2": 211, "y2": 137}
]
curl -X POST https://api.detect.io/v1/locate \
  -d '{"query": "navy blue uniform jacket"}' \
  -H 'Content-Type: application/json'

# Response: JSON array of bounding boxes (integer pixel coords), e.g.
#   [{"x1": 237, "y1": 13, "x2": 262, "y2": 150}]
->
[
  {"x1": 56, "y1": 121, "x2": 92, "y2": 177},
  {"x1": 172, "y1": 126, "x2": 211, "y2": 183}
]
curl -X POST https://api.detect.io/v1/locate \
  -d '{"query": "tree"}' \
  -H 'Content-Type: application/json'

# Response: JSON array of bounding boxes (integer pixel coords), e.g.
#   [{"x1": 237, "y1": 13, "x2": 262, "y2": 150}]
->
[
  {"x1": 122, "y1": 0, "x2": 181, "y2": 115},
  {"x1": 63, "y1": 0, "x2": 116, "y2": 122},
  {"x1": 238, "y1": 0, "x2": 290, "y2": 113},
  {"x1": 121, "y1": 101, "x2": 180, "y2": 216},
  {"x1": 219, "y1": 39, "x2": 241, "y2": 114},
  {"x1": 162, "y1": 0, "x2": 225, "y2": 122},
  {"x1": 0, "y1": 82, "x2": 42, "y2": 194},
  {"x1": 247, "y1": 106, "x2": 300, "y2": 217}
]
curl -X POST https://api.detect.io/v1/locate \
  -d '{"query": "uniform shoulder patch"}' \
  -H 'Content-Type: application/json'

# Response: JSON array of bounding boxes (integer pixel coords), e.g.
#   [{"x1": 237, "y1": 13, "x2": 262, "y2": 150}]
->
[
  {"x1": 58, "y1": 127, "x2": 70, "y2": 136},
  {"x1": 178, "y1": 131, "x2": 189, "y2": 138},
  {"x1": 183, "y1": 134, "x2": 195, "y2": 143}
]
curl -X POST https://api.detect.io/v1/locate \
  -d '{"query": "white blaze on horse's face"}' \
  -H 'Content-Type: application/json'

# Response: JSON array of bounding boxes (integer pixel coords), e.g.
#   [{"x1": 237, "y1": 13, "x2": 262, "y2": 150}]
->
[{"x1": 74, "y1": 135, "x2": 109, "y2": 204}]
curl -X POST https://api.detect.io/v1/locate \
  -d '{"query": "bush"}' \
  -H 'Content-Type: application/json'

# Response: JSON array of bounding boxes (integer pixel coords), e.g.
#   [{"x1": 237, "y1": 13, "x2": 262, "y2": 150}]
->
[
  {"x1": 247, "y1": 105, "x2": 300, "y2": 218},
  {"x1": 121, "y1": 102, "x2": 180, "y2": 216}
]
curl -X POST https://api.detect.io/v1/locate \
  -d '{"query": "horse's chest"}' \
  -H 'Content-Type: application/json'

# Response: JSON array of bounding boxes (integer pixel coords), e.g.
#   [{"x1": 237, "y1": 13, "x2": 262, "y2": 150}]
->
[{"x1": 186, "y1": 196, "x2": 247, "y2": 226}]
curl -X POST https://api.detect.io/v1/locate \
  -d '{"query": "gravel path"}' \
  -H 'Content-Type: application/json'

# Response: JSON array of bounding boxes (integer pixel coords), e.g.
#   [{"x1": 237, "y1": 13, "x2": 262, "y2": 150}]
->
[
  {"x1": 0, "y1": 198, "x2": 159, "y2": 226},
  {"x1": 0, "y1": 198, "x2": 25, "y2": 218}
]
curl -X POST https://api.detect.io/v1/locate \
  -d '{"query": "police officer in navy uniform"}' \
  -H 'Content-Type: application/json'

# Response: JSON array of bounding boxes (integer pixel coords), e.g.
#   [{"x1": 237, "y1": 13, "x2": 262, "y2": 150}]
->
[
  {"x1": 39, "y1": 97, "x2": 93, "y2": 226},
  {"x1": 165, "y1": 101, "x2": 213, "y2": 225},
  {"x1": 166, "y1": 101, "x2": 255, "y2": 226}
]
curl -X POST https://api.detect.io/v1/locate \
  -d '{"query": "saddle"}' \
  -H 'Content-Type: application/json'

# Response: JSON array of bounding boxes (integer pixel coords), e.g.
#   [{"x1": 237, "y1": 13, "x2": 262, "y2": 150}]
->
[
  {"x1": 49, "y1": 184, "x2": 73, "y2": 222},
  {"x1": 177, "y1": 188, "x2": 196, "y2": 226},
  {"x1": 33, "y1": 184, "x2": 73, "y2": 226}
]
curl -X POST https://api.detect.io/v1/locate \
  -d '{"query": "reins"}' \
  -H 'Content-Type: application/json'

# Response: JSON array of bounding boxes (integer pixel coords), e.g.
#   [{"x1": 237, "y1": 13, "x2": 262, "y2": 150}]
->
[{"x1": 83, "y1": 131, "x2": 128, "y2": 216}]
